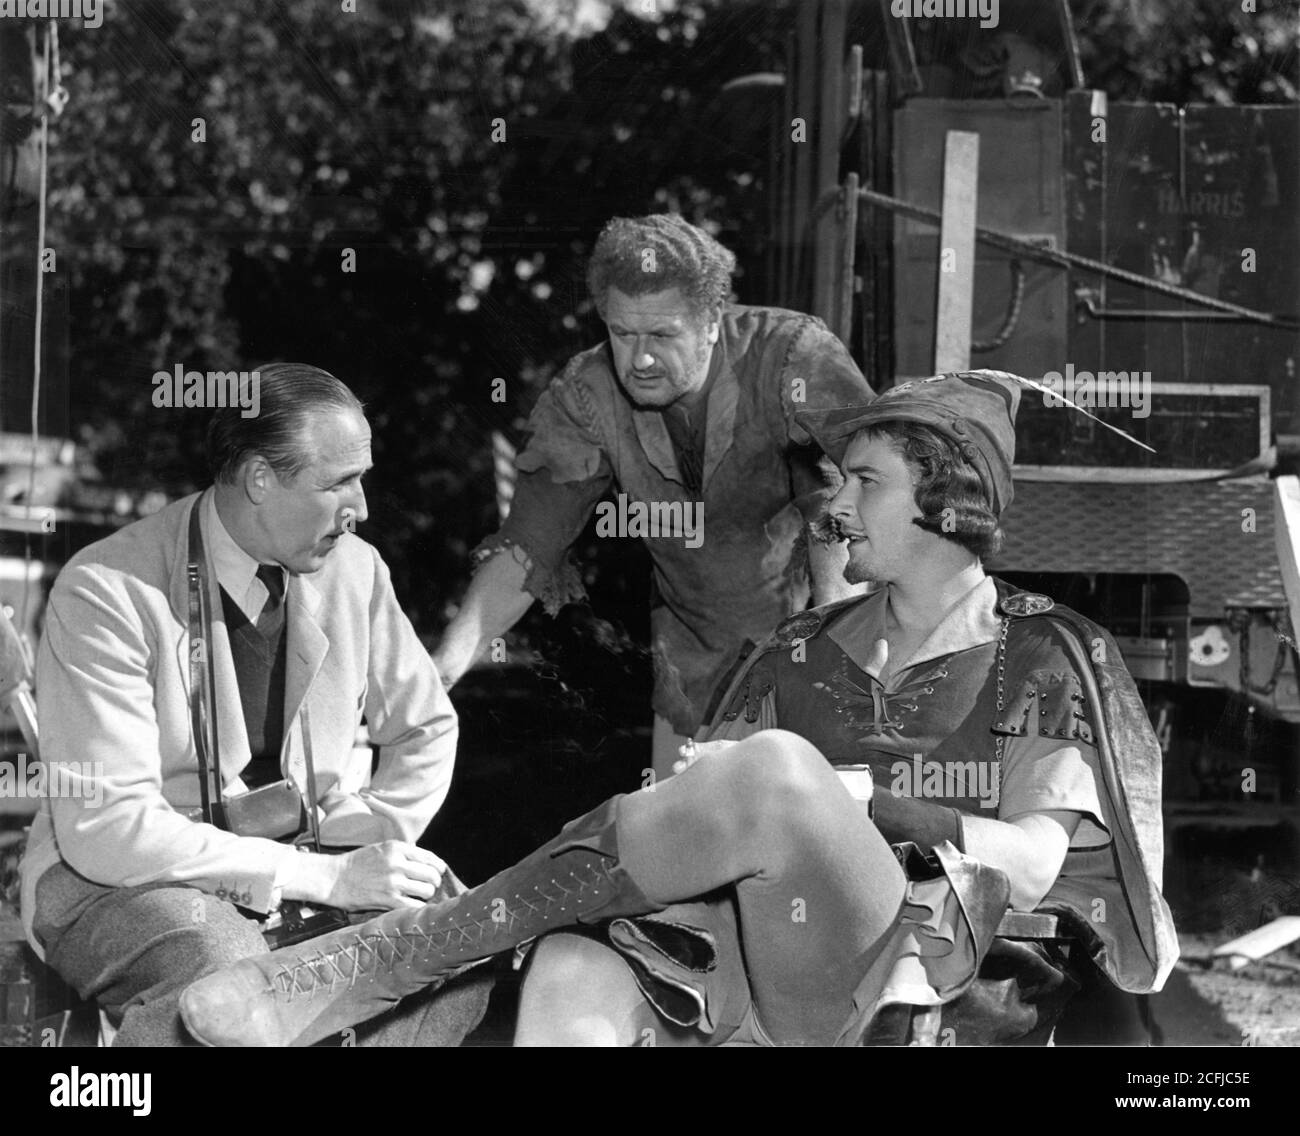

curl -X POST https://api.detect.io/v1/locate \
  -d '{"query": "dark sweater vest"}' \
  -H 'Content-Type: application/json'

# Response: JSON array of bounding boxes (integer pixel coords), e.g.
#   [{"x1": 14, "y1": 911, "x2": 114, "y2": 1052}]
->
[{"x1": 219, "y1": 587, "x2": 288, "y2": 787}]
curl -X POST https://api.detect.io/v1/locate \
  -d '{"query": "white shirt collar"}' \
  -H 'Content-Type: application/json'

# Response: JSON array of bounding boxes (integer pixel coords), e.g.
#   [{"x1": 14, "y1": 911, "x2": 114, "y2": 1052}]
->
[
  {"x1": 203, "y1": 490, "x2": 285, "y2": 623},
  {"x1": 827, "y1": 575, "x2": 1001, "y2": 685}
]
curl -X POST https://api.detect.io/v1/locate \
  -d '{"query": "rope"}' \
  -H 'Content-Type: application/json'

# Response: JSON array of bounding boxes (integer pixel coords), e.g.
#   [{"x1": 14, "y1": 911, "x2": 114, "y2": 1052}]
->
[
  {"x1": 18, "y1": 22, "x2": 60, "y2": 640},
  {"x1": 971, "y1": 258, "x2": 1025, "y2": 353},
  {"x1": 853, "y1": 185, "x2": 1300, "y2": 331}
]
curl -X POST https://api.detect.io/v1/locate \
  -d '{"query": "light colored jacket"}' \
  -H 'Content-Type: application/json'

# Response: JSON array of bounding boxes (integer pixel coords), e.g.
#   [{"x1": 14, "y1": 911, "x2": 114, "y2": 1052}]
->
[{"x1": 20, "y1": 489, "x2": 457, "y2": 952}]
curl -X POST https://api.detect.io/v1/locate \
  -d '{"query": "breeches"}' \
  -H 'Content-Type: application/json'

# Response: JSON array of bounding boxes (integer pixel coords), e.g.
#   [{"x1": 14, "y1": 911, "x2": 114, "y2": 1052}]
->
[{"x1": 32, "y1": 861, "x2": 492, "y2": 1047}]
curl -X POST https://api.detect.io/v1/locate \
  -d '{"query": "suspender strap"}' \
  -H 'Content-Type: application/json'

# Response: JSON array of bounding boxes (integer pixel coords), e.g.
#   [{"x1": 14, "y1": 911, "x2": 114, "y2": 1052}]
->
[
  {"x1": 299, "y1": 705, "x2": 324, "y2": 852},
  {"x1": 186, "y1": 494, "x2": 322, "y2": 851},
  {"x1": 187, "y1": 499, "x2": 225, "y2": 829}
]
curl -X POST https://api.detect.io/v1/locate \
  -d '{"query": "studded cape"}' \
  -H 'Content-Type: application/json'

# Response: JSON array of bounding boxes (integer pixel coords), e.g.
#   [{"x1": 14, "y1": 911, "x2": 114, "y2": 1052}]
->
[{"x1": 702, "y1": 577, "x2": 1178, "y2": 994}]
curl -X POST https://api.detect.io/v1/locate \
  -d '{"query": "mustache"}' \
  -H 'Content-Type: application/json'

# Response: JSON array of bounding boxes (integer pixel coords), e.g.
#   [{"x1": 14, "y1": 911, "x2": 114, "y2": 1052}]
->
[{"x1": 812, "y1": 513, "x2": 853, "y2": 544}]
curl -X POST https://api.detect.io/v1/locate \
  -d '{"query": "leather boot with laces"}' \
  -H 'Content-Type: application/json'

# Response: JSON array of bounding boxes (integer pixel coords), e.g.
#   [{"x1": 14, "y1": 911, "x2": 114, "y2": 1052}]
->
[{"x1": 180, "y1": 796, "x2": 661, "y2": 1046}]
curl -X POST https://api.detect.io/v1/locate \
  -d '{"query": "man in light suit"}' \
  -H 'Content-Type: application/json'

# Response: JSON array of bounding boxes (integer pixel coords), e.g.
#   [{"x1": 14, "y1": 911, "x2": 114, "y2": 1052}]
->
[{"x1": 20, "y1": 363, "x2": 491, "y2": 1045}]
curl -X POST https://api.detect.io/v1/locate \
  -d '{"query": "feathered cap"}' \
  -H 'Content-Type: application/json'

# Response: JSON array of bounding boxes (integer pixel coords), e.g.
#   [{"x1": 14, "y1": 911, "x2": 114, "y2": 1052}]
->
[{"x1": 796, "y1": 368, "x2": 1152, "y2": 516}]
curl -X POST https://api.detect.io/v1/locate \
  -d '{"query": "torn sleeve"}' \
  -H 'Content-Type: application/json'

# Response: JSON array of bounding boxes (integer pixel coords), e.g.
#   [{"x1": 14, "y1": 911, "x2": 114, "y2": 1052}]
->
[
  {"x1": 779, "y1": 317, "x2": 875, "y2": 447},
  {"x1": 470, "y1": 369, "x2": 614, "y2": 616}
]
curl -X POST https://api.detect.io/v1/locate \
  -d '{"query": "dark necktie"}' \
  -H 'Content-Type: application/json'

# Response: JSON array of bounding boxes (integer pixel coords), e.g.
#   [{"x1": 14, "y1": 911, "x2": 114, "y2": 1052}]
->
[{"x1": 255, "y1": 564, "x2": 286, "y2": 638}]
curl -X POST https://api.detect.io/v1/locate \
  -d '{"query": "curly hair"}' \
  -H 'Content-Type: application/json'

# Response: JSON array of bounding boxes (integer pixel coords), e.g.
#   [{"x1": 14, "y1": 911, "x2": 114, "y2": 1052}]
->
[
  {"x1": 863, "y1": 420, "x2": 1004, "y2": 559},
  {"x1": 586, "y1": 214, "x2": 736, "y2": 324}
]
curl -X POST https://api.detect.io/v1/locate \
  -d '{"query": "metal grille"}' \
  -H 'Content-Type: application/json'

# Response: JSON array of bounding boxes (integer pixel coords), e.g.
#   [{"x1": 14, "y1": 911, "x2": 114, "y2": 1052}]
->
[{"x1": 989, "y1": 478, "x2": 1285, "y2": 617}]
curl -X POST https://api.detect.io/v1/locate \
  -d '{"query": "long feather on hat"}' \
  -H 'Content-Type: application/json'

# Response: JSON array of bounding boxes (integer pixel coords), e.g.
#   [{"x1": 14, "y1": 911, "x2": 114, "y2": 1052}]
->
[{"x1": 977, "y1": 369, "x2": 1157, "y2": 454}]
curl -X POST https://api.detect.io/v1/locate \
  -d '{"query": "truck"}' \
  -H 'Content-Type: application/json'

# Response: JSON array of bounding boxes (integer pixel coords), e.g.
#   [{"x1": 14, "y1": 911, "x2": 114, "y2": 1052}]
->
[{"x1": 742, "y1": 0, "x2": 1300, "y2": 853}]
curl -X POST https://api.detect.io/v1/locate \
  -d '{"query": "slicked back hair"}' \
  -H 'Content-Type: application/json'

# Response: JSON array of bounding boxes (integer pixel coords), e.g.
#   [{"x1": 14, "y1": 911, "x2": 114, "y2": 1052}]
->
[
  {"x1": 862, "y1": 420, "x2": 1004, "y2": 559},
  {"x1": 587, "y1": 214, "x2": 736, "y2": 326},
  {"x1": 207, "y1": 363, "x2": 365, "y2": 486}
]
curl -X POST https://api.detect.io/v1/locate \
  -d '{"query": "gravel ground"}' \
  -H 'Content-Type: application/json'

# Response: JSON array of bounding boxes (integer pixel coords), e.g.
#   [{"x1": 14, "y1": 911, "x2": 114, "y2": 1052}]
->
[{"x1": 1155, "y1": 933, "x2": 1300, "y2": 1047}]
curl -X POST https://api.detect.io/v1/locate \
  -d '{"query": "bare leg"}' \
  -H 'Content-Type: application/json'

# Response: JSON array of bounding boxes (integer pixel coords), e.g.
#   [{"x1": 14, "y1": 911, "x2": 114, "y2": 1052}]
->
[
  {"x1": 183, "y1": 730, "x2": 903, "y2": 1046},
  {"x1": 618, "y1": 729, "x2": 906, "y2": 1044},
  {"x1": 514, "y1": 934, "x2": 676, "y2": 1047}
]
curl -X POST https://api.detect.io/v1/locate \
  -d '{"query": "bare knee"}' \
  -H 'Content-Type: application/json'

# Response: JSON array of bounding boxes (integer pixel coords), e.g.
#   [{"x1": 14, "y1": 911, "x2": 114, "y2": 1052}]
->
[{"x1": 515, "y1": 933, "x2": 645, "y2": 1047}]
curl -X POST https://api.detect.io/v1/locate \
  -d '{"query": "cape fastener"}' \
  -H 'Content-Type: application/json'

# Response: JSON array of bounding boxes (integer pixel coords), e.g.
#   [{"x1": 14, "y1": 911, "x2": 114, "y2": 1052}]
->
[
  {"x1": 774, "y1": 610, "x2": 823, "y2": 647},
  {"x1": 998, "y1": 592, "x2": 1055, "y2": 618}
]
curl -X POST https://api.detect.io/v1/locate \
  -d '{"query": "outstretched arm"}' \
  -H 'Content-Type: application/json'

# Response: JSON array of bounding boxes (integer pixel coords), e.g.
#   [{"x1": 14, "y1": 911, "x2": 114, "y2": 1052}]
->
[
  {"x1": 436, "y1": 364, "x2": 614, "y2": 688},
  {"x1": 433, "y1": 545, "x2": 535, "y2": 687}
]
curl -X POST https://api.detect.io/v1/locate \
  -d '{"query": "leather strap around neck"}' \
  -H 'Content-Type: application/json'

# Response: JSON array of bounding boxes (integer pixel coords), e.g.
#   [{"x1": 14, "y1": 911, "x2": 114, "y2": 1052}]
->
[{"x1": 186, "y1": 495, "x2": 322, "y2": 849}]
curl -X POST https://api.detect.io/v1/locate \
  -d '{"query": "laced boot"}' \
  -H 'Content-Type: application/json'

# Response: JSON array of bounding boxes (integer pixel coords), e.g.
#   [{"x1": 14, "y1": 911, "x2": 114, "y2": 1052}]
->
[{"x1": 180, "y1": 795, "x2": 660, "y2": 1046}]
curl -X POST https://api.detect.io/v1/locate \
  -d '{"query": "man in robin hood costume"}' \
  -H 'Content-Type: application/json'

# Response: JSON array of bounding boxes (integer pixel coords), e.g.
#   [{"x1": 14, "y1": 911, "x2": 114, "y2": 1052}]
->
[{"x1": 180, "y1": 370, "x2": 1177, "y2": 1048}]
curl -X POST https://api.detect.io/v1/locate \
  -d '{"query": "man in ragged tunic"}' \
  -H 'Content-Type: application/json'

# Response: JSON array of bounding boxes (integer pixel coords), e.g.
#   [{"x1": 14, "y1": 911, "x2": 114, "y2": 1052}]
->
[
  {"x1": 434, "y1": 214, "x2": 873, "y2": 777},
  {"x1": 181, "y1": 371, "x2": 1176, "y2": 1048}
]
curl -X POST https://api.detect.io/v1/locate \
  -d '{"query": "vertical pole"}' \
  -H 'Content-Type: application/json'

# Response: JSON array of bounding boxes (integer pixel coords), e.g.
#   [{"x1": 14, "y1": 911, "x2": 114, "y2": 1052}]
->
[
  {"x1": 934, "y1": 129, "x2": 979, "y2": 374},
  {"x1": 810, "y1": 0, "x2": 847, "y2": 325},
  {"x1": 835, "y1": 172, "x2": 859, "y2": 347},
  {"x1": 32, "y1": 25, "x2": 49, "y2": 447},
  {"x1": 19, "y1": 24, "x2": 51, "y2": 639},
  {"x1": 789, "y1": 1, "x2": 818, "y2": 310}
]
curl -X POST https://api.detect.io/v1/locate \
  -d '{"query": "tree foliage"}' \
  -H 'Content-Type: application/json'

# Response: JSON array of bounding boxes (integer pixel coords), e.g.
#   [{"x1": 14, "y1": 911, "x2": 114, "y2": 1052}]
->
[
  {"x1": 17, "y1": 0, "x2": 1297, "y2": 649},
  {"x1": 1074, "y1": 0, "x2": 1297, "y2": 105}
]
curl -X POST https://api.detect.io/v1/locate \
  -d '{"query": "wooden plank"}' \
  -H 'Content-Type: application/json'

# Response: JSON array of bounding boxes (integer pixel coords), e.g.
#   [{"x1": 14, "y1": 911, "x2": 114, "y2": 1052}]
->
[
  {"x1": 934, "y1": 130, "x2": 980, "y2": 374},
  {"x1": 862, "y1": 69, "x2": 893, "y2": 387},
  {"x1": 811, "y1": 0, "x2": 847, "y2": 325},
  {"x1": 1064, "y1": 89, "x2": 1106, "y2": 406},
  {"x1": 776, "y1": 28, "x2": 798, "y2": 308},
  {"x1": 835, "y1": 172, "x2": 860, "y2": 346},
  {"x1": 841, "y1": 44, "x2": 862, "y2": 146},
  {"x1": 789, "y1": 3, "x2": 819, "y2": 310},
  {"x1": 1214, "y1": 916, "x2": 1300, "y2": 970}
]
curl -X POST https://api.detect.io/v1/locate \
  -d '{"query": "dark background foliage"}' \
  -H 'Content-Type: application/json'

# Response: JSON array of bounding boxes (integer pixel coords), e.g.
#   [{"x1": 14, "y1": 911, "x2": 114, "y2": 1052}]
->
[
  {"x1": 2, "y1": 0, "x2": 1296, "y2": 675},
  {"x1": 0, "y1": 0, "x2": 1292, "y2": 935}
]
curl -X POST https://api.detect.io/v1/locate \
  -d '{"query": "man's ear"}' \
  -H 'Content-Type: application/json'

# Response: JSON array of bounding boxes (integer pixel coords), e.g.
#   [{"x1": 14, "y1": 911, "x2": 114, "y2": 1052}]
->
[
  {"x1": 705, "y1": 307, "x2": 722, "y2": 346},
  {"x1": 242, "y1": 456, "x2": 272, "y2": 504}
]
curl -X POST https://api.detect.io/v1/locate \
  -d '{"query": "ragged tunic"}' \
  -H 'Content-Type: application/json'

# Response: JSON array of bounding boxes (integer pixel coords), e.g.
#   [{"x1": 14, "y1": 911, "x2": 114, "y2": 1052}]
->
[{"x1": 471, "y1": 304, "x2": 873, "y2": 734}]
